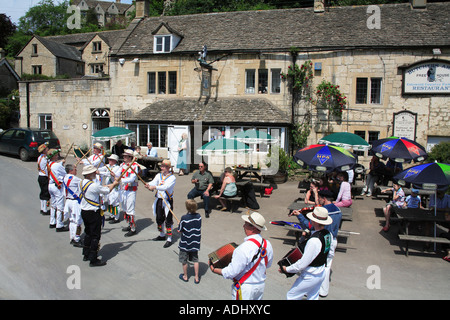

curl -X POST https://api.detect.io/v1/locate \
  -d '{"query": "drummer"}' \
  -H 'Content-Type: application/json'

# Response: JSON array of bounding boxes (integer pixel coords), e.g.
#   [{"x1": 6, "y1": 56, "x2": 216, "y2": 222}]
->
[{"x1": 210, "y1": 211, "x2": 273, "y2": 300}]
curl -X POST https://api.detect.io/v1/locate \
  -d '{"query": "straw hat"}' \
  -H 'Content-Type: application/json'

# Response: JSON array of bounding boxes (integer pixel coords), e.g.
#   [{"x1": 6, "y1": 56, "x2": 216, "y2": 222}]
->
[
  {"x1": 82, "y1": 165, "x2": 97, "y2": 176},
  {"x1": 161, "y1": 159, "x2": 172, "y2": 167},
  {"x1": 306, "y1": 207, "x2": 333, "y2": 225},
  {"x1": 93, "y1": 143, "x2": 103, "y2": 150},
  {"x1": 46, "y1": 148, "x2": 60, "y2": 159},
  {"x1": 122, "y1": 149, "x2": 134, "y2": 157},
  {"x1": 241, "y1": 211, "x2": 267, "y2": 231},
  {"x1": 108, "y1": 154, "x2": 119, "y2": 162},
  {"x1": 38, "y1": 142, "x2": 48, "y2": 153}
]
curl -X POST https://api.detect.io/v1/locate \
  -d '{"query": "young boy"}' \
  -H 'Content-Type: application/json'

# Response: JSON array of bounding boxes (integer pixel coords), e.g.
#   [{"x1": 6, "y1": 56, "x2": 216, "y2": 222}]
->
[
  {"x1": 403, "y1": 188, "x2": 424, "y2": 209},
  {"x1": 178, "y1": 199, "x2": 202, "y2": 283}
]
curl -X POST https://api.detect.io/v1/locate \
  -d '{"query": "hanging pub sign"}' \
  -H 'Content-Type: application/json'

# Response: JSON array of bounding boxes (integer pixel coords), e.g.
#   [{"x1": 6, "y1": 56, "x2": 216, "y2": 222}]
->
[
  {"x1": 402, "y1": 59, "x2": 450, "y2": 94},
  {"x1": 393, "y1": 110, "x2": 417, "y2": 141},
  {"x1": 201, "y1": 69, "x2": 211, "y2": 98}
]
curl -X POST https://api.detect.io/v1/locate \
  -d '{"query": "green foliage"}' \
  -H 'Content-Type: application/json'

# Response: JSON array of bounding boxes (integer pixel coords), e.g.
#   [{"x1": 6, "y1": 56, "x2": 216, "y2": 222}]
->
[
  {"x1": 20, "y1": 73, "x2": 71, "y2": 81},
  {"x1": 427, "y1": 142, "x2": 450, "y2": 164},
  {"x1": 315, "y1": 80, "x2": 347, "y2": 117},
  {"x1": 0, "y1": 89, "x2": 20, "y2": 129},
  {"x1": 0, "y1": 14, "x2": 16, "y2": 49}
]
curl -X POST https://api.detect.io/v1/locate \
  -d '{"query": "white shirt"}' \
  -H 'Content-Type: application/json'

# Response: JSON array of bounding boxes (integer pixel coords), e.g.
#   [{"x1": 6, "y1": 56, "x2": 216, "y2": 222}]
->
[
  {"x1": 63, "y1": 174, "x2": 81, "y2": 200},
  {"x1": 119, "y1": 161, "x2": 140, "y2": 190},
  {"x1": 222, "y1": 234, "x2": 273, "y2": 284},
  {"x1": 286, "y1": 230, "x2": 333, "y2": 275},
  {"x1": 147, "y1": 148, "x2": 158, "y2": 157},
  {"x1": 147, "y1": 172, "x2": 176, "y2": 199},
  {"x1": 48, "y1": 161, "x2": 66, "y2": 184},
  {"x1": 37, "y1": 154, "x2": 48, "y2": 176},
  {"x1": 82, "y1": 154, "x2": 104, "y2": 168},
  {"x1": 79, "y1": 178, "x2": 110, "y2": 211}
]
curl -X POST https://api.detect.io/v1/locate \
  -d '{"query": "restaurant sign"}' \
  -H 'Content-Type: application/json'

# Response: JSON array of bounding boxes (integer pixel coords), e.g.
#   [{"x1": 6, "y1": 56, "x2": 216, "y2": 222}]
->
[{"x1": 402, "y1": 60, "x2": 450, "y2": 94}]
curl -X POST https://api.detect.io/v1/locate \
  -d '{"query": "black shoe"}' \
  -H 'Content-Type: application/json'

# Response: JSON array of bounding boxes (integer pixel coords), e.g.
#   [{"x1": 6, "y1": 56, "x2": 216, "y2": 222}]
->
[
  {"x1": 49, "y1": 224, "x2": 56, "y2": 229},
  {"x1": 105, "y1": 216, "x2": 114, "y2": 221},
  {"x1": 122, "y1": 226, "x2": 131, "y2": 232},
  {"x1": 205, "y1": 211, "x2": 210, "y2": 218},
  {"x1": 124, "y1": 230, "x2": 136, "y2": 237},
  {"x1": 163, "y1": 241, "x2": 173, "y2": 248},
  {"x1": 109, "y1": 219, "x2": 120, "y2": 224},
  {"x1": 56, "y1": 226, "x2": 69, "y2": 232},
  {"x1": 89, "y1": 259, "x2": 106, "y2": 267},
  {"x1": 83, "y1": 255, "x2": 89, "y2": 261},
  {"x1": 72, "y1": 240, "x2": 83, "y2": 248},
  {"x1": 153, "y1": 235, "x2": 166, "y2": 241}
]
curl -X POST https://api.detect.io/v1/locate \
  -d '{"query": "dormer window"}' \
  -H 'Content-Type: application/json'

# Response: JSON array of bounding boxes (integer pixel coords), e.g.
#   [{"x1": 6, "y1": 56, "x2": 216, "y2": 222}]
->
[{"x1": 154, "y1": 35, "x2": 171, "y2": 53}]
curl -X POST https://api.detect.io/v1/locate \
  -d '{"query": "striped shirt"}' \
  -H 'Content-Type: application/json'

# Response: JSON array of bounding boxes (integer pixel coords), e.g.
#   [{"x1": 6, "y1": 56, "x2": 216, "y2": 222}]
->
[{"x1": 178, "y1": 213, "x2": 201, "y2": 252}]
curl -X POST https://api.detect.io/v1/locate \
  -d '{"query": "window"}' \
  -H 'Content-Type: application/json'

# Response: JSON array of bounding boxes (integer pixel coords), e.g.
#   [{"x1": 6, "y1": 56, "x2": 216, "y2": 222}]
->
[
  {"x1": 356, "y1": 77, "x2": 382, "y2": 104},
  {"x1": 92, "y1": 41, "x2": 102, "y2": 52},
  {"x1": 90, "y1": 63, "x2": 104, "y2": 74},
  {"x1": 128, "y1": 124, "x2": 168, "y2": 147},
  {"x1": 368, "y1": 131, "x2": 379, "y2": 145},
  {"x1": 158, "y1": 72, "x2": 166, "y2": 94},
  {"x1": 258, "y1": 69, "x2": 268, "y2": 94},
  {"x1": 148, "y1": 71, "x2": 177, "y2": 95},
  {"x1": 32, "y1": 44, "x2": 38, "y2": 55},
  {"x1": 32, "y1": 65, "x2": 42, "y2": 75},
  {"x1": 39, "y1": 114, "x2": 52, "y2": 130},
  {"x1": 245, "y1": 69, "x2": 255, "y2": 94},
  {"x1": 271, "y1": 69, "x2": 281, "y2": 93},
  {"x1": 354, "y1": 130, "x2": 366, "y2": 156},
  {"x1": 154, "y1": 35, "x2": 171, "y2": 53}
]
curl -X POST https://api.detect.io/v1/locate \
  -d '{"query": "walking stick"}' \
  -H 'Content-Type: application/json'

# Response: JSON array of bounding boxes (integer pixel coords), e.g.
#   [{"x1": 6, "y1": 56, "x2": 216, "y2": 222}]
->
[
  {"x1": 64, "y1": 142, "x2": 75, "y2": 162},
  {"x1": 74, "y1": 147, "x2": 92, "y2": 167}
]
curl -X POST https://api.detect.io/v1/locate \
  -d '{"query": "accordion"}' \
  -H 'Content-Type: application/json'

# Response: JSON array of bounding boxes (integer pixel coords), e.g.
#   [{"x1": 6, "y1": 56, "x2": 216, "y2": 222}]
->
[
  {"x1": 208, "y1": 243, "x2": 238, "y2": 269},
  {"x1": 278, "y1": 247, "x2": 303, "y2": 278}
]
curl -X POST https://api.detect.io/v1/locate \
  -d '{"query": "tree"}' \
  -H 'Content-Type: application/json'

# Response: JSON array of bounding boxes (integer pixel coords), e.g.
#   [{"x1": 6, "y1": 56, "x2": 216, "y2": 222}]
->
[{"x1": 0, "y1": 14, "x2": 16, "y2": 49}]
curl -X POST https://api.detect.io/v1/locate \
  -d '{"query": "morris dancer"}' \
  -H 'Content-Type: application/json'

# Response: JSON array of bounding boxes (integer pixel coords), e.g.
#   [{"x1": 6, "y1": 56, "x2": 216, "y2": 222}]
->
[
  {"x1": 37, "y1": 143, "x2": 50, "y2": 215},
  {"x1": 119, "y1": 149, "x2": 140, "y2": 237},
  {"x1": 210, "y1": 211, "x2": 273, "y2": 300},
  {"x1": 63, "y1": 164, "x2": 83, "y2": 247},
  {"x1": 79, "y1": 165, "x2": 119, "y2": 267},
  {"x1": 98, "y1": 154, "x2": 122, "y2": 224},
  {"x1": 280, "y1": 206, "x2": 333, "y2": 300},
  {"x1": 145, "y1": 159, "x2": 176, "y2": 248},
  {"x1": 47, "y1": 149, "x2": 68, "y2": 232}
]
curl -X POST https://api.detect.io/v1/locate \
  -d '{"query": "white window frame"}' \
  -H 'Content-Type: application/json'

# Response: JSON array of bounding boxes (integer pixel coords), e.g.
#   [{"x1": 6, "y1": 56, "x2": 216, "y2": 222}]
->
[{"x1": 154, "y1": 35, "x2": 172, "y2": 53}]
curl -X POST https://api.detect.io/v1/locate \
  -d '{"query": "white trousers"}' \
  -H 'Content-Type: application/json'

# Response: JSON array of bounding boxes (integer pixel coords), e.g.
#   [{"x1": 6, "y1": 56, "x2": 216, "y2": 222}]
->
[
  {"x1": 231, "y1": 282, "x2": 265, "y2": 300},
  {"x1": 65, "y1": 199, "x2": 82, "y2": 241},
  {"x1": 49, "y1": 184, "x2": 66, "y2": 228},
  {"x1": 319, "y1": 238, "x2": 337, "y2": 297},
  {"x1": 120, "y1": 189, "x2": 136, "y2": 216},
  {"x1": 287, "y1": 270, "x2": 326, "y2": 300}
]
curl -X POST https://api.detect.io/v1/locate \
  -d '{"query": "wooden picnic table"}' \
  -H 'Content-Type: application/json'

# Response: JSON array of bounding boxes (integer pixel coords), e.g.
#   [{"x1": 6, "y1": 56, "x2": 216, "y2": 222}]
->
[
  {"x1": 235, "y1": 167, "x2": 263, "y2": 183},
  {"x1": 393, "y1": 207, "x2": 450, "y2": 256}
]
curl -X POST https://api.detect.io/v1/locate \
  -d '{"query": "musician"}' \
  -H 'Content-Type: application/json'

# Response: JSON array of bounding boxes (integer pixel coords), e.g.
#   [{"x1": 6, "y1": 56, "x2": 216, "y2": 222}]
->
[
  {"x1": 47, "y1": 149, "x2": 68, "y2": 232},
  {"x1": 145, "y1": 159, "x2": 176, "y2": 248},
  {"x1": 210, "y1": 211, "x2": 273, "y2": 300},
  {"x1": 280, "y1": 207, "x2": 333, "y2": 300},
  {"x1": 63, "y1": 164, "x2": 82, "y2": 247},
  {"x1": 37, "y1": 143, "x2": 50, "y2": 215},
  {"x1": 80, "y1": 165, "x2": 119, "y2": 267},
  {"x1": 119, "y1": 149, "x2": 140, "y2": 237},
  {"x1": 98, "y1": 154, "x2": 122, "y2": 224}
]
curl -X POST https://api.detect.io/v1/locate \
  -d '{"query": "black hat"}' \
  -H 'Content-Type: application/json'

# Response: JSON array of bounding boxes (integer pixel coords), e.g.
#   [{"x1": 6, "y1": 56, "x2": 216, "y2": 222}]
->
[{"x1": 318, "y1": 190, "x2": 334, "y2": 199}]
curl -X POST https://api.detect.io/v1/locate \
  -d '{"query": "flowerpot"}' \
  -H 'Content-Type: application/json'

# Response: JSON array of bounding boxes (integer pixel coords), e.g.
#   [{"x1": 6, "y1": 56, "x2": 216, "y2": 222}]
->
[{"x1": 272, "y1": 171, "x2": 288, "y2": 184}]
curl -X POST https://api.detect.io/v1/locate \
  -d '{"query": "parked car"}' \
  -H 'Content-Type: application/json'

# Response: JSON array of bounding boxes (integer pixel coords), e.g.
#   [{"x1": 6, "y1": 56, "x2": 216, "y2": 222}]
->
[{"x1": 0, "y1": 128, "x2": 61, "y2": 161}]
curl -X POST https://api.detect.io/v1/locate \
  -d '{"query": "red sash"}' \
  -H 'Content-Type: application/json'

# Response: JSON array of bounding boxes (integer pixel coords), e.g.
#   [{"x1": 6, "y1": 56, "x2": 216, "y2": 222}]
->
[{"x1": 48, "y1": 162, "x2": 62, "y2": 189}]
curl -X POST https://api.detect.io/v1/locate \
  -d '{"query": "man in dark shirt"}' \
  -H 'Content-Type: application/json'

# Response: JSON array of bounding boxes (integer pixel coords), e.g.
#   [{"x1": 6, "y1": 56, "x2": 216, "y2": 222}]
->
[
  {"x1": 112, "y1": 140, "x2": 128, "y2": 158},
  {"x1": 187, "y1": 162, "x2": 214, "y2": 218}
]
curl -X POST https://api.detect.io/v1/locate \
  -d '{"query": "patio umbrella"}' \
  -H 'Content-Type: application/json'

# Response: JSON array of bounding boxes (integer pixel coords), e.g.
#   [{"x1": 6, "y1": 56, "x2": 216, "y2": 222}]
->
[
  {"x1": 318, "y1": 132, "x2": 370, "y2": 151},
  {"x1": 370, "y1": 136, "x2": 427, "y2": 163},
  {"x1": 232, "y1": 129, "x2": 278, "y2": 144},
  {"x1": 394, "y1": 162, "x2": 450, "y2": 250},
  {"x1": 196, "y1": 138, "x2": 250, "y2": 155},
  {"x1": 293, "y1": 144, "x2": 357, "y2": 172},
  {"x1": 91, "y1": 126, "x2": 136, "y2": 142}
]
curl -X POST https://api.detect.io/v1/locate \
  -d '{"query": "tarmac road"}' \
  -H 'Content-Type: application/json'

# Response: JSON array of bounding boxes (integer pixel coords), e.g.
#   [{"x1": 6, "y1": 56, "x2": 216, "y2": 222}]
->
[{"x1": 0, "y1": 153, "x2": 449, "y2": 301}]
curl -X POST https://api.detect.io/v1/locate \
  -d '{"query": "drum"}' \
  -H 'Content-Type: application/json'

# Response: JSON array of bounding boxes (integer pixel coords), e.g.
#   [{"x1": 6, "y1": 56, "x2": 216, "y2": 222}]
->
[
  {"x1": 208, "y1": 243, "x2": 238, "y2": 268},
  {"x1": 278, "y1": 247, "x2": 303, "y2": 278}
]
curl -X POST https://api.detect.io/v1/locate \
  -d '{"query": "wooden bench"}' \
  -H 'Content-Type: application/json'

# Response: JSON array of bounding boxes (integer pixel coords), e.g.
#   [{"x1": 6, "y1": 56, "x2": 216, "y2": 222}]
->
[
  {"x1": 218, "y1": 196, "x2": 243, "y2": 213},
  {"x1": 398, "y1": 234, "x2": 450, "y2": 256}
]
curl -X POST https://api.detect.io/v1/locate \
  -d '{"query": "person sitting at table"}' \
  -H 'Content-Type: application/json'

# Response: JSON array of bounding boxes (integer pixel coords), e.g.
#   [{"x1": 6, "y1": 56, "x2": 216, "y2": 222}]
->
[
  {"x1": 403, "y1": 188, "x2": 424, "y2": 209},
  {"x1": 326, "y1": 171, "x2": 340, "y2": 199},
  {"x1": 187, "y1": 162, "x2": 214, "y2": 218},
  {"x1": 146, "y1": 141, "x2": 158, "y2": 158},
  {"x1": 429, "y1": 190, "x2": 450, "y2": 213},
  {"x1": 213, "y1": 167, "x2": 237, "y2": 211},
  {"x1": 333, "y1": 171, "x2": 352, "y2": 208},
  {"x1": 361, "y1": 155, "x2": 385, "y2": 197},
  {"x1": 304, "y1": 180, "x2": 320, "y2": 205},
  {"x1": 381, "y1": 182, "x2": 405, "y2": 232}
]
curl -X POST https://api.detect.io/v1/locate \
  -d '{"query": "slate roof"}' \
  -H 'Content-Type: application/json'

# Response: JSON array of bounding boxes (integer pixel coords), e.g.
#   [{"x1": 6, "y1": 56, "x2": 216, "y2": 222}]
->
[
  {"x1": 126, "y1": 98, "x2": 290, "y2": 125},
  {"x1": 47, "y1": 29, "x2": 126, "y2": 50},
  {"x1": 34, "y1": 36, "x2": 83, "y2": 61},
  {"x1": 113, "y1": 2, "x2": 450, "y2": 56}
]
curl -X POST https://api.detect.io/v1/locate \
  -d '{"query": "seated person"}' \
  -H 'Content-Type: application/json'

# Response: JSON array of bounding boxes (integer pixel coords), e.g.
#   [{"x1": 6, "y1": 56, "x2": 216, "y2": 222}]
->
[
  {"x1": 403, "y1": 188, "x2": 424, "y2": 209},
  {"x1": 146, "y1": 142, "x2": 158, "y2": 158},
  {"x1": 213, "y1": 167, "x2": 237, "y2": 211},
  {"x1": 187, "y1": 162, "x2": 214, "y2": 218},
  {"x1": 333, "y1": 171, "x2": 352, "y2": 208},
  {"x1": 383, "y1": 159, "x2": 403, "y2": 186},
  {"x1": 381, "y1": 182, "x2": 405, "y2": 232},
  {"x1": 304, "y1": 180, "x2": 320, "y2": 205},
  {"x1": 429, "y1": 190, "x2": 450, "y2": 213}
]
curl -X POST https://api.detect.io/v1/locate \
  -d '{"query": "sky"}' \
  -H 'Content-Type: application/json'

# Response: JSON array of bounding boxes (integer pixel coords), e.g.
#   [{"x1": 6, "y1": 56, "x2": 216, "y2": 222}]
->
[{"x1": 1, "y1": 0, "x2": 133, "y2": 25}]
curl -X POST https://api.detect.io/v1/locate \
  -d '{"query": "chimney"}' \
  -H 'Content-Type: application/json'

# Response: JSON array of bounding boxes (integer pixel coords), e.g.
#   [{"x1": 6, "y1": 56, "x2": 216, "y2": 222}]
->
[
  {"x1": 116, "y1": 0, "x2": 121, "y2": 3},
  {"x1": 314, "y1": 0, "x2": 325, "y2": 13},
  {"x1": 135, "y1": 0, "x2": 149, "y2": 18},
  {"x1": 411, "y1": 0, "x2": 426, "y2": 9}
]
